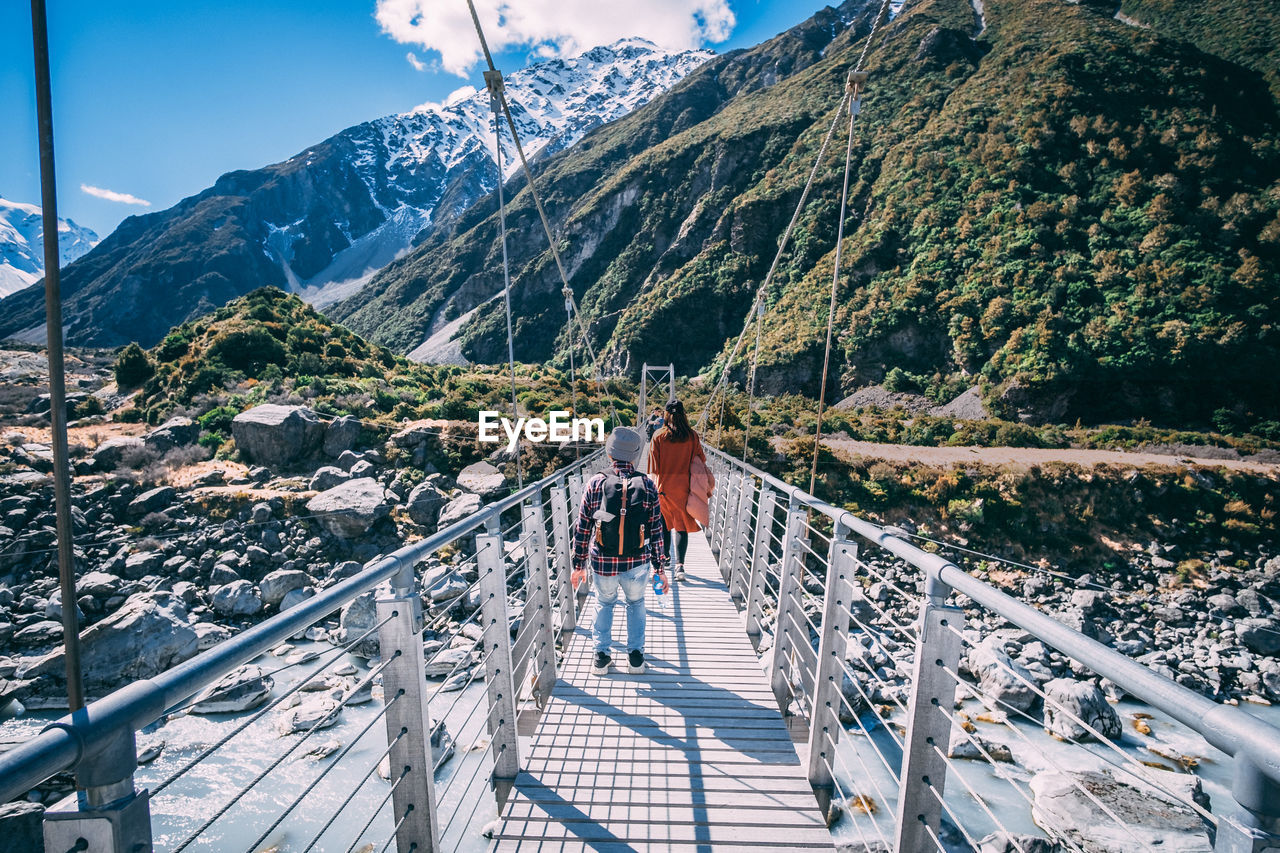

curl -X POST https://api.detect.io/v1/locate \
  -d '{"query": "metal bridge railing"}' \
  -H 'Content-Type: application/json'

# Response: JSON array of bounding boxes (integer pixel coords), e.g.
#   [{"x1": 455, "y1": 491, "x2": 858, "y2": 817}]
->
[
  {"x1": 704, "y1": 445, "x2": 1280, "y2": 853},
  {"x1": 1, "y1": 449, "x2": 605, "y2": 853}
]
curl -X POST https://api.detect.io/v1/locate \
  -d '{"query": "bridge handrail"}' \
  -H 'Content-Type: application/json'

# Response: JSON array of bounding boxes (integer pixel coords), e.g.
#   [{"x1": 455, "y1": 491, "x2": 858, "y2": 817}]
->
[
  {"x1": 0, "y1": 448, "x2": 605, "y2": 804},
  {"x1": 703, "y1": 445, "x2": 1280, "y2": 796}
]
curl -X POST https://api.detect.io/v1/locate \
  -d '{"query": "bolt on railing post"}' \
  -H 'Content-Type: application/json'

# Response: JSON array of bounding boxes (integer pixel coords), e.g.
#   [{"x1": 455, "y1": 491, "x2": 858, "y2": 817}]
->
[
  {"x1": 522, "y1": 494, "x2": 557, "y2": 706},
  {"x1": 549, "y1": 477, "x2": 576, "y2": 637},
  {"x1": 477, "y1": 533, "x2": 520, "y2": 800},
  {"x1": 42, "y1": 729, "x2": 153, "y2": 853},
  {"x1": 718, "y1": 473, "x2": 743, "y2": 584},
  {"x1": 894, "y1": 569, "x2": 964, "y2": 853},
  {"x1": 770, "y1": 497, "x2": 808, "y2": 714},
  {"x1": 373, "y1": 560, "x2": 441, "y2": 853},
  {"x1": 744, "y1": 487, "x2": 776, "y2": 641},
  {"x1": 1214, "y1": 755, "x2": 1280, "y2": 851},
  {"x1": 729, "y1": 477, "x2": 756, "y2": 602},
  {"x1": 808, "y1": 536, "x2": 855, "y2": 801}
]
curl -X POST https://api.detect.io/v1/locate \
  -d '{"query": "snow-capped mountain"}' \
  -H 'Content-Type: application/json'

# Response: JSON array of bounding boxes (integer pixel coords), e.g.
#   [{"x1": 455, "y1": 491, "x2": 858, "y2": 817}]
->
[
  {"x1": 0, "y1": 197, "x2": 98, "y2": 299},
  {"x1": 286, "y1": 38, "x2": 714, "y2": 306},
  {"x1": 0, "y1": 39, "x2": 712, "y2": 348}
]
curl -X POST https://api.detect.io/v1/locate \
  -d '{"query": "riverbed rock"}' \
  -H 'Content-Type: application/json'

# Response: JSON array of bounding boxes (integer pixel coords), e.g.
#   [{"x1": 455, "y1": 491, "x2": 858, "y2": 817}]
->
[
  {"x1": 275, "y1": 695, "x2": 341, "y2": 734},
  {"x1": 977, "y1": 832, "x2": 1060, "y2": 853},
  {"x1": 1237, "y1": 618, "x2": 1280, "y2": 656},
  {"x1": 76, "y1": 571, "x2": 123, "y2": 598},
  {"x1": 259, "y1": 569, "x2": 311, "y2": 608},
  {"x1": 456, "y1": 461, "x2": 507, "y2": 499},
  {"x1": 424, "y1": 647, "x2": 473, "y2": 678},
  {"x1": 1042, "y1": 678, "x2": 1121, "y2": 742},
  {"x1": 1029, "y1": 770, "x2": 1211, "y2": 851},
  {"x1": 339, "y1": 591, "x2": 380, "y2": 659},
  {"x1": 20, "y1": 592, "x2": 197, "y2": 699},
  {"x1": 968, "y1": 635, "x2": 1038, "y2": 712},
  {"x1": 231, "y1": 405, "x2": 324, "y2": 467},
  {"x1": 306, "y1": 478, "x2": 392, "y2": 539},
  {"x1": 0, "y1": 801, "x2": 44, "y2": 853},
  {"x1": 211, "y1": 580, "x2": 263, "y2": 617},
  {"x1": 191, "y1": 664, "x2": 274, "y2": 714}
]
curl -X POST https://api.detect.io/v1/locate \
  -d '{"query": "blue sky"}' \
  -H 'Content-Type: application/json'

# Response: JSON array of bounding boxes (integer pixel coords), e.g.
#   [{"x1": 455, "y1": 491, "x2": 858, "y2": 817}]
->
[{"x1": 0, "y1": 0, "x2": 839, "y2": 240}]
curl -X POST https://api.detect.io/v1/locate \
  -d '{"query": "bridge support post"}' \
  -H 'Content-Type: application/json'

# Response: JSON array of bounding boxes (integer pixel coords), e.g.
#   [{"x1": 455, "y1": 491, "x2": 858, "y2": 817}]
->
[
  {"x1": 550, "y1": 477, "x2": 576, "y2": 637},
  {"x1": 708, "y1": 458, "x2": 727, "y2": 559},
  {"x1": 43, "y1": 729, "x2": 153, "y2": 853},
  {"x1": 1214, "y1": 755, "x2": 1280, "y2": 851},
  {"x1": 808, "y1": 536, "x2": 855, "y2": 807},
  {"x1": 744, "y1": 487, "x2": 775, "y2": 641},
  {"x1": 375, "y1": 560, "x2": 441, "y2": 853},
  {"x1": 770, "y1": 497, "x2": 809, "y2": 715},
  {"x1": 717, "y1": 473, "x2": 742, "y2": 584},
  {"x1": 728, "y1": 477, "x2": 756, "y2": 601},
  {"x1": 894, "y1": 570, "x2": 964, "y2": 853},
  {"x1": 478, "y1": 532, "x2": 520, "y2": 803},
  {"x1": 523, "y1": 494, "x2": 557, "y2": 705}
]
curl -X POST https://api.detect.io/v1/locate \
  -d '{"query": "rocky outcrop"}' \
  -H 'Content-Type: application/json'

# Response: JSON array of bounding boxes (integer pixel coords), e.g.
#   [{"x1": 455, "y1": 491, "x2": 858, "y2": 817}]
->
[
  {"x1": 306, "y1": 478, "x2": 393, "y2": 539},
  {"x1": 142, "y1": 417, "x2": 200, "y2": 454},
  {"x1": 231, "y1": 405, "x2": 324, "y2": 467},
  {"x1": 19, "y1": 592, "x2": 198, "y2": 699},
  {"x1": 1030, "y1": 770, "x2": 1211, "y2": 851}
]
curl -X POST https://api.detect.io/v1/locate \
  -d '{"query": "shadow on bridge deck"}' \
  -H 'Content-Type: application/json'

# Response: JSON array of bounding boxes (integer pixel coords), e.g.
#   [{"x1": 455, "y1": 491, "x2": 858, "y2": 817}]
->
[{"x1": 489, "y1": 532, "x2": 833, "y2": 851}]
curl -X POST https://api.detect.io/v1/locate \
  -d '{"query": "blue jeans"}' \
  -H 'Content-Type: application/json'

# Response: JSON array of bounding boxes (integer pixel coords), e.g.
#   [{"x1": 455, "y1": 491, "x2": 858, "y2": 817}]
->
[{"x1": 592, "y1": 564, "x2": 649, "y2": 654}]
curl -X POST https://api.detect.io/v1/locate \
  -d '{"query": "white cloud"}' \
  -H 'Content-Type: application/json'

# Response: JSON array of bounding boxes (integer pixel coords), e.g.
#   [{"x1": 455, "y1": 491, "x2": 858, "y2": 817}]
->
[
  {"x1": 406, "y1": 51, "x2": 427, "y2": 71},
  {"x1": 375, "y1": 0, "x2": 734, "y2": 76},
  {"x1": 80, "y1": 184, "x2": 150, "y2": 206}
]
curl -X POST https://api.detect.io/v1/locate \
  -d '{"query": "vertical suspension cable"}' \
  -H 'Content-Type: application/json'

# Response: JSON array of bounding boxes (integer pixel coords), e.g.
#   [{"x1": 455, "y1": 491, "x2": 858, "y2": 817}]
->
[
  {"x1": 486, "y1": 71, "x2": 524, "y2": 490},
  {"x1": 809, "y1": 72, "x2": 861, "y2": 496},
  {"x1": 564, "y1": 287, "x2": 580, "y2": 459},
  {"x1": 741, "y1": 296, "x2": 765, "y2": 464}
]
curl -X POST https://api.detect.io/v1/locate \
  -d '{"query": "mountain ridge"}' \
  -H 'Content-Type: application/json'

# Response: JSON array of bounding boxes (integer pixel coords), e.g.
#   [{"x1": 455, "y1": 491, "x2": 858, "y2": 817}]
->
[
  {"x1": 0, "y1": 39, "x2": 711, "y2": 348},
  {"x1": 0, "y1": 197, "x2": 98, "y2": 301}
]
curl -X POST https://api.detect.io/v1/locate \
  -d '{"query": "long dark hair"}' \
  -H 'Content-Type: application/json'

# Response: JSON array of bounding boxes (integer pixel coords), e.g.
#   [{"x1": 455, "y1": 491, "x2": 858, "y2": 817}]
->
[{"x1": 664, "y1": 399, "x2": 693, "y2": 442}]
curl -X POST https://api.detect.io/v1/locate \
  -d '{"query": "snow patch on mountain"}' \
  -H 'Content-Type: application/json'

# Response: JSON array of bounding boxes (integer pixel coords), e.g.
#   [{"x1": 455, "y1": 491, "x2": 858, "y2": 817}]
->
[
  {"x1": 274, "y1": 38, "x2": 712, "y2": 304},
  {"x1": 0, "y1": 197, "x2": 98, "y2": 299}
]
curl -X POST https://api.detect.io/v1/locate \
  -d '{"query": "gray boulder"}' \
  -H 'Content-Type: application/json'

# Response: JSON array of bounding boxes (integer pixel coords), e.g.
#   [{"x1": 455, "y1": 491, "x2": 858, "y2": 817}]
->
[
  {"x1": 309, "y1": 466, "x2": 350, "y2": 492},
  {"x1": 259, "y1": 569, "x2": 311, "y2": 608},
  {"x1": 20, "y1": 592, "x2": 197, "y2": 698},
  {"x1": 275, "y1": 696, "x2": 341, "y2": 734},
  {"x1": 306, "y1": 478, "x2": 392, "y2": 539},
  {"x1": 191, "y1": 664, "x2": 273, "y2": 714},
  {"x1": 340, "y1": 591, "x2": 380, "y2": 659},
  {"x1": 968, "y1": 635, "x2": 1038, "y2": 712},
  {"x1": 437, "y1": 493, "x2": 483, "y2": 531},
  {"x1": 128, "y1": 486, "x2": 176, "y2": 517},
  {"x1": 456, "y1": 461, "x2": 507, "y2": 499},
  {"x1": 1238, "y1": 618, "x2": 1280, "y2": 656},
  {"x1": 324, "y1": 415, "x2": 362, "y2": 457},
  {"x1": 90, "y1": 436, "x2": 145, "y2": 471},
  {"x1": 1030, "y1": 770, "x2": 1211, "y2": 851},
  {"x1": 231, "y1": 405, "x2": 324, "y2": 467},
  {"x1": 1042, "y1": 678, "x2": 1121, "y2": 742},
  {"x1": 123, "y1": 550, "x2": 166, "y2": 580},
  {"x1": 279, "y1": 587, "x2": 316, "y2": 612},
  {"x1": 211, "y1": 580, "x2": 263, "y2": 617},
  {"x1": 406, "y1": 481, "x2": 448, "y2": 527},
  {"x1": 142, "y1": 417, "x2": 200, "y2": 454},
  {"x1": 77, "y1": 571, "x2": 123, "y2": 598},
  {"x1": 0, "y1": 801, "x2": 44, "y2": 853}
]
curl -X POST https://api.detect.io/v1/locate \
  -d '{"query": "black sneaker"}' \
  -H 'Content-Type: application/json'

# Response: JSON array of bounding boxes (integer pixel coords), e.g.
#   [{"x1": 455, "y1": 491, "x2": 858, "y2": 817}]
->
[
  {"x1": 628, "y1": 650, "x2": 645, "y2": 674},
  {"x1": 592, "y1": 652, "x2": 612, "y2": 675}
]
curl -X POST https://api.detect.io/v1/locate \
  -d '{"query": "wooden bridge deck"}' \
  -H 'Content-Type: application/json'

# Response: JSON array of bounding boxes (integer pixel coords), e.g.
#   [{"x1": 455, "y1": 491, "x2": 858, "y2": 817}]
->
[{"x1": 490, "y1": 533, "x2": 834, "y2": 851}]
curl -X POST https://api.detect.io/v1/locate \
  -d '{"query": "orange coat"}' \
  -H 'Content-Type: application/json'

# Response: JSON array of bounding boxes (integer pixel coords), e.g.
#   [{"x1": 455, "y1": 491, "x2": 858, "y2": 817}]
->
[{"x1": 648, "y1": 429, "x2": 707, "y2": 532}]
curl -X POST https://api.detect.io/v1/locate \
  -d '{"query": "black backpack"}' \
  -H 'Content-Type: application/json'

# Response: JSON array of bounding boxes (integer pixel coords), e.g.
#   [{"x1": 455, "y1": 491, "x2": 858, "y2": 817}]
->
[{"x1": 594, "y1": 473, "x2": 648, "y2": 557}]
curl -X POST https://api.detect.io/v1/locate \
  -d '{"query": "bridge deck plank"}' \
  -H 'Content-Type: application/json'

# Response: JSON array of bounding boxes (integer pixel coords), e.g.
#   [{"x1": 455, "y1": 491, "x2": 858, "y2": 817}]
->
[{"x1": 491, "y1": 532, "x2": 833, "y2": 851}]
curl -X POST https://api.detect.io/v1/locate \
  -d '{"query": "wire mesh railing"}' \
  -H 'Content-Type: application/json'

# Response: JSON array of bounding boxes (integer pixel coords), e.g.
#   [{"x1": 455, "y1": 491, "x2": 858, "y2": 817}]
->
[
  {"x1": 703, "y1": 445, "x2": 1280, "y2": 853},
  {"x1": 2, "y1": 449, "x2": 606, "y2": 853}
]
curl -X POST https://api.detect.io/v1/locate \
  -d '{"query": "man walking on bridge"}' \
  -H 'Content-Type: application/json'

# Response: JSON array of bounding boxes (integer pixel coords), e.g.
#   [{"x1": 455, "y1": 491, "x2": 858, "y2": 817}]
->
[{"x1": 571, "y1": 427, "x2": 670, "y2": 675}]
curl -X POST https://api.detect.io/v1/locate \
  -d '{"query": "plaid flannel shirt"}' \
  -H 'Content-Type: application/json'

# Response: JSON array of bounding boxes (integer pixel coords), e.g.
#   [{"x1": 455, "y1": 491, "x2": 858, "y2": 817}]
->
[{"x1": 572, "y1": 461, "x2": 669, "y2": 576}]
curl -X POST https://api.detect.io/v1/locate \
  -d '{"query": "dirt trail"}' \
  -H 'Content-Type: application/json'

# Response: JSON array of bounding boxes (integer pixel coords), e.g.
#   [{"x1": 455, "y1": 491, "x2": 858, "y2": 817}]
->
[{"x1": 820, "y1": 438, "x2": 1280, "y2": 474}]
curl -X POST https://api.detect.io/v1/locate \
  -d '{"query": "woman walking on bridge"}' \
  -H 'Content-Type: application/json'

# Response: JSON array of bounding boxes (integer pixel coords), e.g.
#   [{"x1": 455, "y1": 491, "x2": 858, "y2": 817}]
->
[{"x1": 648, "y1": 399, "x2": 708, "y2": 582}]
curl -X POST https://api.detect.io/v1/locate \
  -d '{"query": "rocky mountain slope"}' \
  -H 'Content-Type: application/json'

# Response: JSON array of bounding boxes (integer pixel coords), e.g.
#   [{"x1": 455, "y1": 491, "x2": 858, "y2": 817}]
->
[
  {"x1": 332, "y1": 0, "x2": 1279, "y2": 431},
  {"x1": 0, "y1": 198, "x2": 97, "y2": 300},
  {"x1": 0, "y1": 40, "x2": 710, "y2": 348}
]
